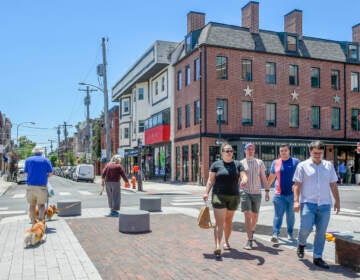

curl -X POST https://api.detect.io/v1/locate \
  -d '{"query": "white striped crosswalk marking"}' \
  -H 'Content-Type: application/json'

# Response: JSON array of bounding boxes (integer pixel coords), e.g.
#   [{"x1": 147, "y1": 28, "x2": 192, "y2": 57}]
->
[
  {"x1": 12, "y1": 194, "x2": 26, "y2": 199},
  {"x1": 171, "y1": 196, "x2": 204, "y2": 206},
  {"x1": 78, "y1": 190, "x2": 92, "y2": 195},
  {"x1": 59, "y1": 192, "x2": 71, "y2": 196}
]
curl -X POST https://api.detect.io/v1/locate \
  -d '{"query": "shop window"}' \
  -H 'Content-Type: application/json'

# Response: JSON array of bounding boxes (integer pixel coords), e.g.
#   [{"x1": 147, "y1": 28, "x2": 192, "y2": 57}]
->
[
  {"x1": 176, "y1": 146, "x2": 180, "y2": 181},
  {"x1": 182, "y1": 146, "x2": 189, "y2": 181},
  {"x1": 191, "y1": 144, "x2": 199, "y2": 182},
  {"x1": 261, "y1": 145, "x2": 276, "y2": 175}
]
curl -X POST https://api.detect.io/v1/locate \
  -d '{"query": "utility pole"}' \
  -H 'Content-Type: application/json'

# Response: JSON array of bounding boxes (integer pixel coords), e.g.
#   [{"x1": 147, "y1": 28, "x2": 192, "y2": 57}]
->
[
  {"x1": 60, "y1": 122, "x2": 73, "y2": 165},
  {"x1": 78, "y1": 86, "x2": 97, "y2": 160},
  {"x1": 48, "y1": 139, "x2": 56, "y2": 154},
  {"x1": 102, "y1": 37, "x2": 111, "y2": 162},
  {"x1": 57, "y1": 126, "x2": 61, "y2": 164}
]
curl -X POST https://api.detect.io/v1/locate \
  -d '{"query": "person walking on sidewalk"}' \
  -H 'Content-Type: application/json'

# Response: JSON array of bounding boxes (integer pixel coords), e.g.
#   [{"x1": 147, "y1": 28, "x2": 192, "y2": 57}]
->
[
  {"x1": 293, "y1": 141, "x2": 340, "y2": 269},
  {"x1": 240, "y1": 143, "x2": 268, "y2": 250},
  {"x1": 203, "y1": 142, "x2": 247, "y2": 258},
  {"x1": 267, "y1": 144, "x2": 300, "y2": 243},
  {"x1": 24, "y1": 146, "x2": 53, "y2": 223},
  {"x1": 101, "y1": 155, "x2": 129, "y2": 217}
]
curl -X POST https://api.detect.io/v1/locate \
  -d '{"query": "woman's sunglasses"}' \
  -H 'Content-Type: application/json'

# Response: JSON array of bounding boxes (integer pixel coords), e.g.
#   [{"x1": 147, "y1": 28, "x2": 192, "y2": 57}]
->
[{"x1": 222, "y1": 149, "x2": 233, "y2": 153}]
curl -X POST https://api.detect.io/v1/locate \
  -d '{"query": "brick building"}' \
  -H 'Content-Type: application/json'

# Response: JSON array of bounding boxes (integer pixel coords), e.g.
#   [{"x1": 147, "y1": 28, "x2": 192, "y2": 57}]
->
[{"x1": 173, "y1": 2, "x2": 360, "y2": 184}]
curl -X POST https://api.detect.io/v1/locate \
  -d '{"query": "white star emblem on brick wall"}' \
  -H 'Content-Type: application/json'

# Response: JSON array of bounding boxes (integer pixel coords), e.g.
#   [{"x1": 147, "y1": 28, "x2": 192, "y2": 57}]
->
[
  {"x1": 333, "y1": 93, "x2": 341, "y2": 103},
  {"x1": 244, "y1": 85, "x2": 253, "y2": 97},
  {"x1": 290, "y1": 90, "x2": 299, "y2": 100}
]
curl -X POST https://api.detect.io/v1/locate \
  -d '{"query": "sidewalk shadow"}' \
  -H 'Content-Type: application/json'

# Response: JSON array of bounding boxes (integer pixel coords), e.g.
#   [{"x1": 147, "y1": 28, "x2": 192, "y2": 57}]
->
[
  {"x1": 203, "y1": 249, "x2": 265, "y2": 265},
  {"x1": 300, "y1": 259, "x2": 359, "y2": 278},
  {"x1": 252, "y1": 239, "x2": 284, "y2": 255}
]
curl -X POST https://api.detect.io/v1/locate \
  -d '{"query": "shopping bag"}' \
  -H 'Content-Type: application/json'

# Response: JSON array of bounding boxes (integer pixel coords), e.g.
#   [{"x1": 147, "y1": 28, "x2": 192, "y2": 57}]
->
[
  {"x1": 197, "y1": 203, "x2": 213, "y2": 229},
  {"x1": 47, "y1": 183, "x2": 55, "y2": 197}
]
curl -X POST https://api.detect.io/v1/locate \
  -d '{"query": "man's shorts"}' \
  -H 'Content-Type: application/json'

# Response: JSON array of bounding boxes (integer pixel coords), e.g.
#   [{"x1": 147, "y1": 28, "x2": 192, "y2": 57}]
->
[
  {"x1": 26, "y1": 185, "x2": 48, "y2": 204},
  {"x1": 212, "y1": 194, "x2": 240, "y2": 211},
  {"x1": 240, "y1": 191, "x2": 262, "y2": 213}
]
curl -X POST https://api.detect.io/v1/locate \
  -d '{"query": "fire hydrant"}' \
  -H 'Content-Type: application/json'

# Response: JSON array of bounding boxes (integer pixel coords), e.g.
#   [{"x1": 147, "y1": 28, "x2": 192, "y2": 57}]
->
[{"x1": 131, "y1": 176, "x2": 137, "y2": 189}]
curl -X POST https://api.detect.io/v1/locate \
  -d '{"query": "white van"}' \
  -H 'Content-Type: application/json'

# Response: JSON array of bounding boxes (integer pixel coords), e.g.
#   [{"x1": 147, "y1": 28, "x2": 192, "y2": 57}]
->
[
  {"x1": 73, "y1": 164, "x2": 94, "y2": 183},
  {"x1": 17, "y1": 160, "x2": 27, "y2": 184}
]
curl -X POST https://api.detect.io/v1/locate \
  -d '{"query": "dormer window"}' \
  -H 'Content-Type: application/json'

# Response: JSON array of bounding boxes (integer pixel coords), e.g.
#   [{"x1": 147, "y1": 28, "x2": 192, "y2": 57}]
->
[
  {"x1": 286, "y1": 34, "x2": 298, "y2": 52},
  {"x1": 348, "y1": 44, "x2": 359, "y2": 60}
]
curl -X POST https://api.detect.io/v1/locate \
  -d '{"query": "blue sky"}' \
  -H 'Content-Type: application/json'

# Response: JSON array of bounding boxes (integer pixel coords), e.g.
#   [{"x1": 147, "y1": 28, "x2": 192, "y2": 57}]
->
[{"x1": 2, "y1": 0, "x2": 360, "y2": 151}]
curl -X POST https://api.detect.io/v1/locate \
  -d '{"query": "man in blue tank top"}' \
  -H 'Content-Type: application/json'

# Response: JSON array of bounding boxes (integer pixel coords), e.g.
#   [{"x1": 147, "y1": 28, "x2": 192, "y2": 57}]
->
[{"x1": 24, "y1": 146, "x2": 53, "y2": 223}]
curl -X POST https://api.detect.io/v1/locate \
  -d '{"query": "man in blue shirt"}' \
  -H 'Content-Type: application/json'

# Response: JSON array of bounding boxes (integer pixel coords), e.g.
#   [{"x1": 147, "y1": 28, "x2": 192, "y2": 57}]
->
[
  {"x1": 24, "y1": 146, "x2": 53, "y2": 223},
  {"x1": 267, "y1": 144, "x2": 300, "y2": 243}
]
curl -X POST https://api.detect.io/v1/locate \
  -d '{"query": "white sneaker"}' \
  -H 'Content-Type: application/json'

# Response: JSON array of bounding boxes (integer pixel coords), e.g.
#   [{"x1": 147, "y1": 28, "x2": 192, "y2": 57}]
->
[{"x1": 271, "y1": 234, "x2": 279, "y2": 243}]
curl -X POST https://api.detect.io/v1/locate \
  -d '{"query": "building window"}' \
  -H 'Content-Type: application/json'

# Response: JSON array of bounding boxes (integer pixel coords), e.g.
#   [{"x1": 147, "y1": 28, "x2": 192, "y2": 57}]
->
[
  {"x1": 242, "y1": 101, "x2": 252, "y2": 126},
  {"x1": 242, "y1": 59, "x2": 252, "y2": 81},
  {"x1": 311, "y1": 67, "x2": 320, "y2": 88},
  {"x1": 289, "y1": 104, "x2": 299, "y2": 128},
  {"x1": 351, "y1": 109, "x2": 360, "y2": 131},
  {"x1": 286, "y1": 34, "x2": 297, "y2": 52},
  {"x1": 216, "y1": 56, "x2": 228, "y2": 79},
  {"x1": 185, "y1": 104, "x2": 191, "y2": 127},
  {"x1": 331, "y1": 70, "x2": 340, "y2": 90},
  {"x1": 311, "y1": 106, "x2": 320, "y2": 129},
  {"x1": 122, "y1": 99, "x2": 130, "y2": 114},
  {"x1": 348, "y1": 44, "x2": 359, "y2": 60},
  {"x1": 138, "y1": 88, "x2": 144, "y2": 100},
  {"x1": 175, "y1": 146, "x2": 180, "y2": 181},
  {"x1": 194, "y1": 100, "x2": 200, "y2": 125},
  {"x1": 138, "y1": 120, "x2": 145, "y2": 133},
  {"x1": 155, "y1": 81, "x2": 159, "y2": 95},
  {"x1": 289, "y1": 65, "x2": 299, "y2": 86},
  {"x1": 351, "y1": 72, "x2": 359, "y2": 92},
  {"x1": 185, "y1": 65, "x2": 191, "y2": 86},
  {"x1": 266, "y1": 103, "x2": 276, "y2": 127},
  {"x1": 332, "y1": 108, "x2": 340, "y2": 130},
  {"x1": 177, "y1": 107, "x2": 182, "y2": 129},
  {"x1": 177, "y1": 71, "x2": 182, "y2": 90},
  {"x1": 194, "y1": 58, "x2": 200, "y2": 81},
  {"x1": 216, "y1": 99, "x2": 228, "y2": 123},
  {"x1": 161, "y1": 77, "x2": 165, "y2": 92},
  {"x1": 124, "y1": 127, "x2": 129, "y2": 139},
  {"x1": 266, "y1": 62, "x2": 276, "y2": 84}
]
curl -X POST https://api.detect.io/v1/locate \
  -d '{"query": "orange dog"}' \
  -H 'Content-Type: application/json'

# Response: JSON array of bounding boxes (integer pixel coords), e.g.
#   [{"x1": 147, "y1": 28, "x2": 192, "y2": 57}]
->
[
  {"x1": 24, "y1": 220, "x2": 46, "y2": 247},
  {"x1": 35, "y1": 204, "x2": 59, "y2": 220}
]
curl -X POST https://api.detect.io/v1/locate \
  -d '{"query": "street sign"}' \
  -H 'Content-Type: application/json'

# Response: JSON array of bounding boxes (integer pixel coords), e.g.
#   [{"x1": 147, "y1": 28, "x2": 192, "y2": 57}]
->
[
  {"x1": 215, "y1": 139, "x2": 223, "y2": 145},
  {"x1": 357, "y1": 142, "x2": 360, "y2": 154}
]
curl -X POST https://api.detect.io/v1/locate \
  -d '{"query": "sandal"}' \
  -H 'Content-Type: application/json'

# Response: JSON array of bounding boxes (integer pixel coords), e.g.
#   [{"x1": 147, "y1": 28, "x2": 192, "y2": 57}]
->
[
  {"x1": 223, "y1": 243, "x2": 231, "y2": 250},
  {"x1": 214, "y1": 249, "x2": 221, "y2": 257}
]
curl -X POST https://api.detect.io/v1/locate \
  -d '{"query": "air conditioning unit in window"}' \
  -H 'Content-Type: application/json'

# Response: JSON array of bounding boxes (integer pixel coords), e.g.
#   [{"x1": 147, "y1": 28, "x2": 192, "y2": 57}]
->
[{"x1": 242, "y1": 119, "x2": 252, "y2": 125}]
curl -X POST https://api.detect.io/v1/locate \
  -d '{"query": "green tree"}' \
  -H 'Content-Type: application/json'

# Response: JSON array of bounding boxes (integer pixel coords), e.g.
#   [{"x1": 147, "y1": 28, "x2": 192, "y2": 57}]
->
[
  {"x1": 64, "y1": 151, "x2": 76, "y2": 166},
  {"x1": 49, "y1": 154, "x2": 58, "y2": 167},
  {"x1": 92, "y1": 119, "x2": 102, "y2": 161},
  {"x1": 17, "y1": 136, "x2": 36, "y2": 159}
]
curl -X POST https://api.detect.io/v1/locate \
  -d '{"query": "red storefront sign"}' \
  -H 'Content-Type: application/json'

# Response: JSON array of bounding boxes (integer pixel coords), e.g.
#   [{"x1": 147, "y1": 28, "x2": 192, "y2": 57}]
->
[
  {"x1": 357, "y1": 142, "x2": 360, "y2": 154},
  {"x1": 144, "y1": 125, "x2": 170, "y2": 145}
]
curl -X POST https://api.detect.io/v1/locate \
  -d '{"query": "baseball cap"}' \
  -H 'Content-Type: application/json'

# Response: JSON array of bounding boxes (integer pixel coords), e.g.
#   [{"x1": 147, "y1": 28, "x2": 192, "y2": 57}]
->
[{"x1": 244, "y1": 143, "x2": 255, "y2": 150}]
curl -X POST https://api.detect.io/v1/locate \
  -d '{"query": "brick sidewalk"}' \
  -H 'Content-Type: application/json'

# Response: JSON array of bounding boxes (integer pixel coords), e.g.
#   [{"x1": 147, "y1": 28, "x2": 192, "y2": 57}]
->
[{"x1": 67, "y1": 214, "x2": 359, "y2": 280}]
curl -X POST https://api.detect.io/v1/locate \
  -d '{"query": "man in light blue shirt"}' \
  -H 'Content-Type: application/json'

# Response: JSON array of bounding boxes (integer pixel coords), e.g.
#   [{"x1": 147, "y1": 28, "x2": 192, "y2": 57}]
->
[
  {"x1": 24, "y1": 146, "x2": 53, "y2": 223},
  {"x1": 293, "y1": 141, "x2": 340, "y2": 269}
]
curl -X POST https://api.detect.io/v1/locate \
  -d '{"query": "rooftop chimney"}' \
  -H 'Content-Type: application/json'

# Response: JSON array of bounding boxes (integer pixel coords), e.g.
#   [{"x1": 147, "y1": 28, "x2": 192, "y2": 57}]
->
[
  {"x1": 241, "y1": 1, "x2": 259, "y2": 34},
  {"x1": 284, "y1": 9, "x2": 303, "y2": 40},
  {"x1": 352, "y1": 23, "x2": 360, "y2": 43},
  {"x1": 187, "y1": 11, "x2": 205, "y2": 34}
]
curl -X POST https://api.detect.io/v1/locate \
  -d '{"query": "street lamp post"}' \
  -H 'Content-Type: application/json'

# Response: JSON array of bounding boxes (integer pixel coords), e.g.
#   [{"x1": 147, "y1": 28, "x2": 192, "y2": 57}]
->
[
  {"x1": 216, "y1": 106, "x2": 223, "y2": 140},
  {"x1": 16, "y1": 122, "x2": 36, "y2": 148},
  {"x1": 78, "y1": 82, "x2": 111, "y2": 163}
]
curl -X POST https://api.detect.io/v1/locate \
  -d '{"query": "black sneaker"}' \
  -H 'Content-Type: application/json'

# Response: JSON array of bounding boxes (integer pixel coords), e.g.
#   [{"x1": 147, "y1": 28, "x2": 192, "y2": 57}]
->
[
  {"x1": 313, "y1": 258, "x2": 330, "y2": 269},
  {"x1": 297, "y1": 245, "x2": 305, "y2": 258}
]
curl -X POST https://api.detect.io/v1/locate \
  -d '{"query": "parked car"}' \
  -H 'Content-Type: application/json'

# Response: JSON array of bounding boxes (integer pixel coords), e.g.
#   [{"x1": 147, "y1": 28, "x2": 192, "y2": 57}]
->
[
  {"x1": 73, "y1": 164, "x2": 94, "y2": 183},
  {"x1": 16, "y1": 160, "x2": 27, "y2": 184}
]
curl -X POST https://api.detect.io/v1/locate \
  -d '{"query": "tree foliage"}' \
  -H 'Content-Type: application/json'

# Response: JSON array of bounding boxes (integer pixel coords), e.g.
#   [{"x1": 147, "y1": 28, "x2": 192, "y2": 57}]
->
[{"x1": 17, "y1": 136, "x2": 36, "y2": 160}]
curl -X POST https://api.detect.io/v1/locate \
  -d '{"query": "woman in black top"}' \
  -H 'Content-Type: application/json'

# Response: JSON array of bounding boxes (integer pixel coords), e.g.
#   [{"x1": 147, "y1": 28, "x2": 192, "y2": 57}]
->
[{"x1": 203, "y1": 142, "x2": 248, "y2": 258}]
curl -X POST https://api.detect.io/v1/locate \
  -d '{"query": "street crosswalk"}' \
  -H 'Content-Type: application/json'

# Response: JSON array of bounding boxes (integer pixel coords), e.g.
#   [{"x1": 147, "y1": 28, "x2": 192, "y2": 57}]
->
[{"x1": 170, "y1": 195, "x2": 205, "y2": 206}]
